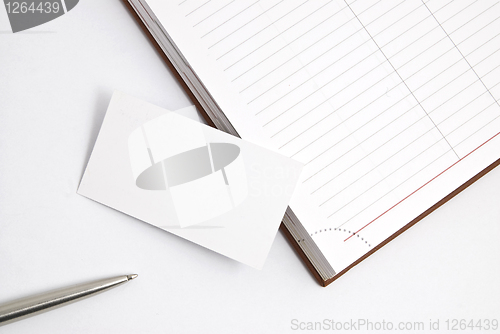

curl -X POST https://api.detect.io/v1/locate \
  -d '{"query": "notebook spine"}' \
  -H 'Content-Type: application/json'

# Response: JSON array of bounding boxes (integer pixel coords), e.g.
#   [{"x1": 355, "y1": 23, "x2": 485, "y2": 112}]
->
[{"x1": 123, "y1": 0, "x2": 336, "y2": 286}]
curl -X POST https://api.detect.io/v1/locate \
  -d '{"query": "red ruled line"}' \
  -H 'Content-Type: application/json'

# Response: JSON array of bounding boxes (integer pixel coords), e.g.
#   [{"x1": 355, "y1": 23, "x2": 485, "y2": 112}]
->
[{"x1": 344, "y1": 130, "x2": 500, "y2": 242}]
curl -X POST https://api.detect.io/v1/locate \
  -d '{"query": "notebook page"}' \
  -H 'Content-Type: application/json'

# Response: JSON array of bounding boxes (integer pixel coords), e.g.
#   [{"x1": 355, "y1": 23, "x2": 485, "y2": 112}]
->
[{"x1": 145, "y1": 0, "x2": 500, "y2": 273}]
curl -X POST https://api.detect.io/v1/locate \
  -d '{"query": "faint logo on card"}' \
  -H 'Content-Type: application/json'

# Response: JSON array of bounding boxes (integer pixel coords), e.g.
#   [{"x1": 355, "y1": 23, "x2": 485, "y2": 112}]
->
[
  {"x1": 128, "y1": 113, "x2": 248, "y2": 228},
  {"x1": 3, "y1": 0, "x2": 79, "y2": 33}
]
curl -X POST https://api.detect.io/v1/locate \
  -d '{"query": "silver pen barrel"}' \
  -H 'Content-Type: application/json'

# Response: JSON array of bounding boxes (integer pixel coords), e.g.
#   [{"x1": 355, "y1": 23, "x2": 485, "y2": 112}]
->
[{"x1": 0, "y1": 274, "x2": 137, "y2": 326}]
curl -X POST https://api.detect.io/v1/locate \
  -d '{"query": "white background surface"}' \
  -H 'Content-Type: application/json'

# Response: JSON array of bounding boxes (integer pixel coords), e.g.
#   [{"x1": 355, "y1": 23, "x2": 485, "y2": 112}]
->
[{"x1": 0, "y1": 1, "x2": 499, "y2": 333}]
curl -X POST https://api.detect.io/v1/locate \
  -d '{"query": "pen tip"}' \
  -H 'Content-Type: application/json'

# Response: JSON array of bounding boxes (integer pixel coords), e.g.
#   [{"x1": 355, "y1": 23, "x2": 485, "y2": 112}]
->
[{"x1": 127, "y1": 274, "x2": 138, "y2": 281}]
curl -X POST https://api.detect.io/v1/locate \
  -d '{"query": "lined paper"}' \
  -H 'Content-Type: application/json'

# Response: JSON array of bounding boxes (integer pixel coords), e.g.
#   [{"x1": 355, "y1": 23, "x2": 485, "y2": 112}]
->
[{"x1": 147, "y1": 0, "x2": 500, "y2": 273}]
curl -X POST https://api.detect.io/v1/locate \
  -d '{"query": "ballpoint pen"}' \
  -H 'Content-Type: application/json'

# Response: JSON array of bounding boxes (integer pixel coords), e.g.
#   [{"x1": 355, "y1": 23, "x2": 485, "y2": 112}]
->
[{"x1": 0, "y1": 274, "x2": 138, "y2": 326}]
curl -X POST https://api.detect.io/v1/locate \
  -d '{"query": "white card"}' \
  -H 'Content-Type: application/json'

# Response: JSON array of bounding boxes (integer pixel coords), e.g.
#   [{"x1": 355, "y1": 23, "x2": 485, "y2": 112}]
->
[{"x1": 78, "y1": 92, "x2": 303, "y2": 269}]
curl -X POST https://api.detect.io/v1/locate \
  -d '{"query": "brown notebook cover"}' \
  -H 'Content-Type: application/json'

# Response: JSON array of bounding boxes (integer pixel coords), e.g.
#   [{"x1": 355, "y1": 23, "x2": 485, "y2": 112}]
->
[{"x1": 122, "y1": 0, "x2": 500, "y2": 287}]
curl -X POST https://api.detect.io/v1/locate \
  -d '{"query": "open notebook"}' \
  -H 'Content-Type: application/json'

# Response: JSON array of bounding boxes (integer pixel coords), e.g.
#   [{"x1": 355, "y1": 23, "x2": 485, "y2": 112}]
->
[{"x1": 125, "y1": 0, "x2": 500, "y2": 286}]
